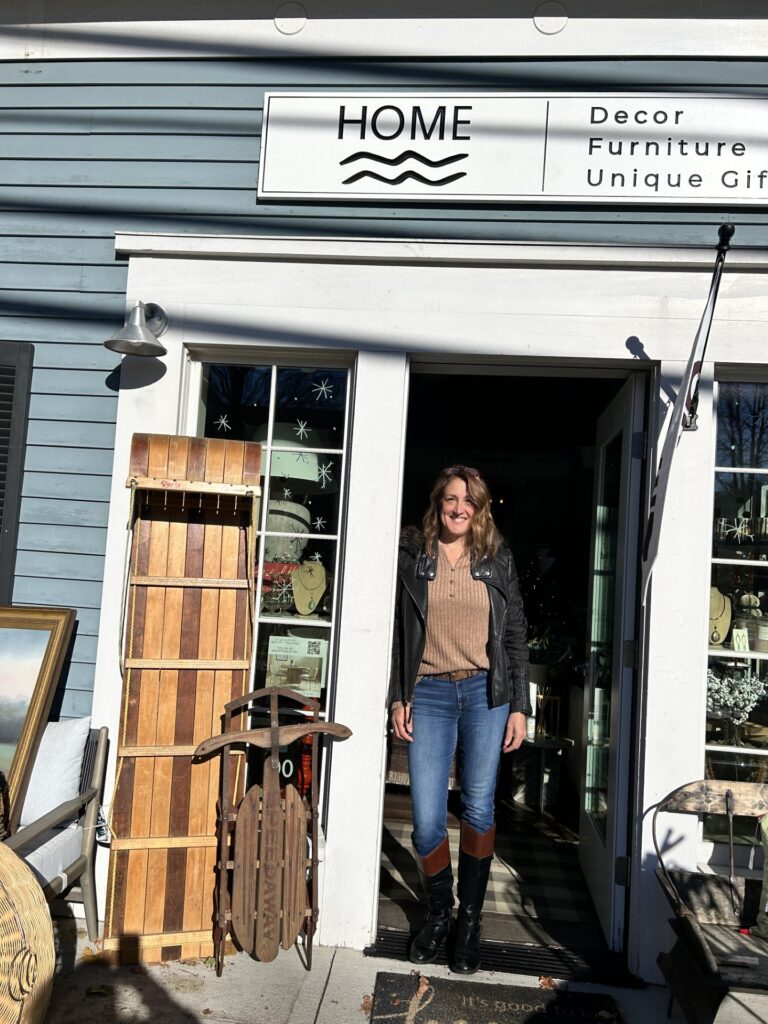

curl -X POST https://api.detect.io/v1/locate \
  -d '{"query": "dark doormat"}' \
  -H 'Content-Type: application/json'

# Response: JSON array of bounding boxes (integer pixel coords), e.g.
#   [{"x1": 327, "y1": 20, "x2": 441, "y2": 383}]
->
[
  {"x1": 365, "y1": 928, "x2": 639, "y2": 987},
  {"x1": 370, "y1": 971, "x2": 626, "y2": 1023}
]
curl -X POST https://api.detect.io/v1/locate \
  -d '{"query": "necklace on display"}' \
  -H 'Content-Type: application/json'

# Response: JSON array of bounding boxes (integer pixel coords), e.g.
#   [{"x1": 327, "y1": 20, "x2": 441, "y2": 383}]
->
[
  {"x1": 709, "y1": 588, "x2": 730, "y2": 645},
  {"x1": 292, "y1": 562, "x2": 327, "y2": 614}
]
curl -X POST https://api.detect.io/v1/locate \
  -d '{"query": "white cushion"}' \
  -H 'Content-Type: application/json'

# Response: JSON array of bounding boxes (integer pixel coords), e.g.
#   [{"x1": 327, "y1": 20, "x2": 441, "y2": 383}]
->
[
  {"x1": 15, "y1": 825, "x2": 82, "y2": 887},
  {"x1": 20, "y1": 716, "x2": 91, "y2": 827}
]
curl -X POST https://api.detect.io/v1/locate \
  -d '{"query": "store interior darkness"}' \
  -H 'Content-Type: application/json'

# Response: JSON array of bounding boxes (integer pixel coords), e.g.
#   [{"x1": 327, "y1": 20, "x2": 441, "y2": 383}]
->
[{"x1": 379, "y1": 369, "x2": 626, "y2": 953}]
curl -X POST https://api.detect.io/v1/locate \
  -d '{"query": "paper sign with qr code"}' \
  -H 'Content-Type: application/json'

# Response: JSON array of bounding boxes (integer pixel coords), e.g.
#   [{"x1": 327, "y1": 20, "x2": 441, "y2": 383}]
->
[{"x1": 265, "y1": 635, "x2": 329, "y2": 696}]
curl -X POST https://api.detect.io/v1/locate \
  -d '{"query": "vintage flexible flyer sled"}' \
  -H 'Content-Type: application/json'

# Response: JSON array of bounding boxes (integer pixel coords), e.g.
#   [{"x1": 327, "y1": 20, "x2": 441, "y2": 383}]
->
[{"x1": 194, "y1": 686, "x2": 351, "y2": 974}]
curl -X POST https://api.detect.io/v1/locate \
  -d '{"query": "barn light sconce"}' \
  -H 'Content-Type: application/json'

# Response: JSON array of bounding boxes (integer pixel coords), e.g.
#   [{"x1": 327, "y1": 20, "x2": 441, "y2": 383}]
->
[{"x1": 104, "y1": 301, "x2": 168, "y2": 357}]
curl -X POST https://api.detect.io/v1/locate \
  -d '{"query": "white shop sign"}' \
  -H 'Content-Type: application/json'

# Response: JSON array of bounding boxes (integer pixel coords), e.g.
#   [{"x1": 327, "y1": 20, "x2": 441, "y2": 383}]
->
[{"x1": 258, "y1": 93, "x2": 768, "y2": 206}]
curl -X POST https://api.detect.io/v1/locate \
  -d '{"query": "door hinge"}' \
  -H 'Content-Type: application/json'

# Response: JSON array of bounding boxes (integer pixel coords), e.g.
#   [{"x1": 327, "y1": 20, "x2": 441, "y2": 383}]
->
[
  {"x1": 631, "y1": 431, "x2": 647, "y2": 460},
  {"x1": 615, "y1": 856, "x2": 631, "y2": 887}
]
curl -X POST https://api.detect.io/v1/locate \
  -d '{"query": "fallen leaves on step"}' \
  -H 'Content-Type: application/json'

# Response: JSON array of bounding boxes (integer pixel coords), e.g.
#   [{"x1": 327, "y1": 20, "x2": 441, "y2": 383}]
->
[
  {"x1": 539, "y1": 975, "x2": 557, "y2": 990},
  {"x1": 361, "y1": 993, "x2": 373, "y2": 1014},
  {"x1": 416, "y1": 975, "x2": 431, "y2": 998}
]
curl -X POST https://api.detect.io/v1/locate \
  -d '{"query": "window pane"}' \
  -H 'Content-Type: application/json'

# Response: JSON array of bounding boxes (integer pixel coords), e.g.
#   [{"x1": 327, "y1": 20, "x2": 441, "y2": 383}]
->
[
  {"x1": 201, "y1": 364, "x2": 272, "y2": 440},
  {"x1": 710, "y1": 564, "x2": 768, "y2": 653},
  {"x1": 253, "y1": 622, "x2": 332, "y2": 695},
  {"x1": 704, "y1": 749, "x2": 768, "y2": 786},
  {"x1": 267, "y1": 455, "x2": 343, "y2": 540},
  {"x1": 713, "y1": 472, "x2": 768, "y2": 560},
  {"x1": 246, "y1": 694, "x2": 322, "y2": 798},
  {"x1": 716, "y1": 382, "x2": 768, "y2": 469},
  {"x1": 260, "y1": 540, "x2": 337, "y2": 620},
  {"x1": 275, "y1": 367, "x2": 347, "y2": 444},
  {"x1": 706, "y1": 656, "x2": 768, "y2": 749},
  {"x1": 584, "y1": 431, "x2": 622, "y2": 841}
]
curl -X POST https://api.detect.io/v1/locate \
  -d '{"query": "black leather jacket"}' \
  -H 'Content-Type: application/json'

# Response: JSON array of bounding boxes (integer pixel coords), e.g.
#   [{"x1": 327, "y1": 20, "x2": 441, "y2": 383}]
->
[{"x1": 389, "y1": 532, "x2": 531, "y2": 713}]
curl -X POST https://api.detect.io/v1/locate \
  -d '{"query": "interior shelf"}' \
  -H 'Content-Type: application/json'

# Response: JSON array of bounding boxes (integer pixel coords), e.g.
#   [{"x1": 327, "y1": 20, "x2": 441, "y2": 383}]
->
[{"x1": 709, "y1": 647, "x2": 768, "y2": 661}]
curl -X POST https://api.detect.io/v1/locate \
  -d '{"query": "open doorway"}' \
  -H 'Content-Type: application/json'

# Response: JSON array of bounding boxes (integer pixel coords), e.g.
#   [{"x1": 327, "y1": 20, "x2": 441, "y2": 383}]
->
[{"x1": 377, "y1": 367, "x2": 643, "y2": 971}]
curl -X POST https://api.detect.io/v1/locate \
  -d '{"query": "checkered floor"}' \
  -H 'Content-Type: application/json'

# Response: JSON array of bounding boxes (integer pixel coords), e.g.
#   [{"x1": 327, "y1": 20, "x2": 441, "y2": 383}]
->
[{"x1": 381, "y1": 819, "x2": 596, "y2": 924}]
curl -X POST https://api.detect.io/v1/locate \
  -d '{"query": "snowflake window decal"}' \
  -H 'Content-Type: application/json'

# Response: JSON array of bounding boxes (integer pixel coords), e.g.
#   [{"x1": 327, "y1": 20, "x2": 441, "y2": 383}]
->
[
  {"x1": 312, "y1": 516, "x2": 327, "y2": 532},
  {"x1": 311, "y1": 379, "x2": 333, "y2": 402},
  {"x1": 294, "y1": 420, "x2": 311, "y2": 440},
  {"x1": 273, "y1": 576, "x2": 294, "y2": 606},
  {"x1": 214, "y1": 414, "x2": 232, "y2": 432},
  {"x1": 282, "y1": 488, "x2": 293, "y2": 500},
  {"x1": 309, "y1": 552, "x2": 323, "y2": 562},
  {"x1": 317, "y1": 461, "x2": 334, "y2": 489},
  {"x1": 724, "y1": 517, "x2": 755, "y2": 544}
]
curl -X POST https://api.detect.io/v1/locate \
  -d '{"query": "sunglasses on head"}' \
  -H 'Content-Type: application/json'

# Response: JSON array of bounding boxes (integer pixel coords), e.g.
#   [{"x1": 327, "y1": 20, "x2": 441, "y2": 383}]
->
[{"x1": 443, "y1": 465, "x2": 480, "y2": 477}]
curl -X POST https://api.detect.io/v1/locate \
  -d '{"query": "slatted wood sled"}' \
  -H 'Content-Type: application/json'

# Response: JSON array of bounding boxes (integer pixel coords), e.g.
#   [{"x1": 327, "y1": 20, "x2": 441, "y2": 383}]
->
[
  {"x1": 104, "y1": 433, "x2": 260, "y2": 963},
  {"x1": 653, "y1": 779, "x2": 768, "y2": 1024},
  {"x1": 194, "y1": 687, "x2": 352, "y2": 975}
]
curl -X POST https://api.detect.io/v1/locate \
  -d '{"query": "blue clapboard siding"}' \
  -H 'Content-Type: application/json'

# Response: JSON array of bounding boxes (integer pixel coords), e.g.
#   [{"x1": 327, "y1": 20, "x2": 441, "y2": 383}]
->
[{"x1": 3, "y1": 56, "x2": 768, "y2": 721}]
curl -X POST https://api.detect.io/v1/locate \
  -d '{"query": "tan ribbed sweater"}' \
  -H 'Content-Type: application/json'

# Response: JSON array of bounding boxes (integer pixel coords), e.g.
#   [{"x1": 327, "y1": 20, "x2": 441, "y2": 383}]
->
[{"x1": 418, "y1": 545, "x2": 490, "y2": 678}]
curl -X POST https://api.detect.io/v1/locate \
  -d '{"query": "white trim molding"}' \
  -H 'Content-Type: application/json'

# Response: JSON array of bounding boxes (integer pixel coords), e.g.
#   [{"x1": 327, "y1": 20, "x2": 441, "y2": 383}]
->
[
  {"x1": 115, "y1": 232, "x2": 768, "y2": 272},
  {"x1": 3, "y1": 6, "x2": 768, "y2": 59}
]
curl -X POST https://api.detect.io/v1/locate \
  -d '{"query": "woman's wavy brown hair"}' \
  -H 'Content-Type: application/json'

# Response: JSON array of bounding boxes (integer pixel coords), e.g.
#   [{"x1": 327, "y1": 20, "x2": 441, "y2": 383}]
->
[{"x1": 422, "y1": 465, "x2": 500, "y2": 564}]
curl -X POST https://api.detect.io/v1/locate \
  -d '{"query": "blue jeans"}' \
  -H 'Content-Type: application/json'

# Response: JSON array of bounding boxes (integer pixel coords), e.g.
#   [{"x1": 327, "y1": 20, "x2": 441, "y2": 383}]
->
[{"x1": 407, "y1": 672, "x2": 510, "y2": 857}]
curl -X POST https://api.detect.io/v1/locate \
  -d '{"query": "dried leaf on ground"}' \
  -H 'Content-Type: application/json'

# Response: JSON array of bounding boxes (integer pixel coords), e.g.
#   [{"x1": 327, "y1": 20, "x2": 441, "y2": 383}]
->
[
  {"x1": 80, "y1": 946, "x2": 110, "y2": 966},
  {"x1": 416, "y1": 976, "x2": 430, "y2": 998},
  {"x1": 361, "y1": 994, "x2": 373, "y2": 1014},
  {"x1": 539, "y1": 975, "x2": 557, "y2": 990}
]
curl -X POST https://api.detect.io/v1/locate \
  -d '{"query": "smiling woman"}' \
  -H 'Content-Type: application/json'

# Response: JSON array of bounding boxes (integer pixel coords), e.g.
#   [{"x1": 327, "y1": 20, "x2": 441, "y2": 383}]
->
[{"x1": 388, "y1": 464, "x2": 531, "y2": 974}]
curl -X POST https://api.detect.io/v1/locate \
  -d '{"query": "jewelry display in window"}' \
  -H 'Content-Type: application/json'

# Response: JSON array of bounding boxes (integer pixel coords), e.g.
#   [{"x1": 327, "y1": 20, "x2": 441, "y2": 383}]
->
[
  {"x1": 709, "y1": 586, "x2": 732, "y2": 646},
  {"x1": 292, "y1": 562, "x2": 327, "y2": 615}
]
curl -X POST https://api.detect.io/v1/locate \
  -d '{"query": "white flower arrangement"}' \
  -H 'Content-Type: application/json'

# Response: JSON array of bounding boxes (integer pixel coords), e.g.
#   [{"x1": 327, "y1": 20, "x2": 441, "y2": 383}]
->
[{"x1": 707, "y1": 668, "x2": 768, "y2": 725}]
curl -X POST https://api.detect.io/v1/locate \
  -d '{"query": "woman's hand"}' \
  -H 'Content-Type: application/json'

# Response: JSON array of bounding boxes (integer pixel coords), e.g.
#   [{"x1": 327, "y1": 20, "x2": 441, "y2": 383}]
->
[
  {"x1": 502, "y1": 711, "x2": 527, "y2": 753},
  {"x1": 390, "y1": 702, "x2": 413, "y2": 743}
]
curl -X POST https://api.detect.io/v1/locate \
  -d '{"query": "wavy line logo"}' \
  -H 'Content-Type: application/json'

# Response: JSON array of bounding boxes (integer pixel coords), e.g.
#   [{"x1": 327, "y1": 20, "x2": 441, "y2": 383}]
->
[{"x1": 339, "y1": 150, "x2": 468, "y2": 187}]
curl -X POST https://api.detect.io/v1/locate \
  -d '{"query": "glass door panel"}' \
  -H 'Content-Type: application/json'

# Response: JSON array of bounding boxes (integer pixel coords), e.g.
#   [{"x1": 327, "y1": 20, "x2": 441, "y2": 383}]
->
[
  {"x1": 585, "y1": 433, "x2": 622, "y2": 840},
  {"x1": 578, "y1": 375, "x2": 643, "y2": 952}
]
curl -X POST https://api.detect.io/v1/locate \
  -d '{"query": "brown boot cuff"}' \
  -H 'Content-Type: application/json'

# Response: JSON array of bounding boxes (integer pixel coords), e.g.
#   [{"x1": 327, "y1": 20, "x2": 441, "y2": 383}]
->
[
  {"x1": 417, "y1": 836, "x2": 451, "y2": 876},
  {"x1": 460, "y1": 821, "x2": 496, "y2": 859}
]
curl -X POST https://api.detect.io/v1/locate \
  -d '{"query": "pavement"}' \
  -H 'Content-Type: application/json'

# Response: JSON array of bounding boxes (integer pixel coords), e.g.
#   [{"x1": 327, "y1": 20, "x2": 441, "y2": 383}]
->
[{"x1": 46, "y1": 916, "x2": 676, "y2": 1024}]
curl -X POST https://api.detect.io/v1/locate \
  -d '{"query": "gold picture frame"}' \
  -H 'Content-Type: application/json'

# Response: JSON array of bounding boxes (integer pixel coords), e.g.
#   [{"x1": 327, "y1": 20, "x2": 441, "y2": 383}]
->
[{"x1": 0, "y1": 606, "x2": 76, "y2": 832}]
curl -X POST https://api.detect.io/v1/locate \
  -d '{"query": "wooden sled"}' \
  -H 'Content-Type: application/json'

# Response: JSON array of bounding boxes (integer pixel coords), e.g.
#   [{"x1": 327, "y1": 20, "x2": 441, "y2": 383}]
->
[{"x1": 194, "y1": 687, "x2": 352, "y2": 975}]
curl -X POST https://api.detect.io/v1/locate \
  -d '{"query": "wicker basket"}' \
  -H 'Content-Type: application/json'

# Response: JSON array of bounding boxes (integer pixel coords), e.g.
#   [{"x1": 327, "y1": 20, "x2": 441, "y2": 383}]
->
[{"x1": 0, "y1": 843, "x2": 55, "y2": 1024}]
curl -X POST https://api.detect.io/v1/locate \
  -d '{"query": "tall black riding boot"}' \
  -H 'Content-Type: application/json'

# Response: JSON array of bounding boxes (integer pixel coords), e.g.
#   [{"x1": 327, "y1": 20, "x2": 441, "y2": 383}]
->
[
  {"x1": 409, "y1": 836, "x2": 454, "y2": 964},
  {"x1": 450, "y1": 821, "x2": 495, "y2": 974}
]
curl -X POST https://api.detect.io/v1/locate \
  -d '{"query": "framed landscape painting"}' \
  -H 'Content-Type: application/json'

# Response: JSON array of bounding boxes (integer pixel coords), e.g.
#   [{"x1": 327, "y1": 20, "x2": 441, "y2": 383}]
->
[{"x1": 0, "y1": 606, "x2": 76, "y2": 832}]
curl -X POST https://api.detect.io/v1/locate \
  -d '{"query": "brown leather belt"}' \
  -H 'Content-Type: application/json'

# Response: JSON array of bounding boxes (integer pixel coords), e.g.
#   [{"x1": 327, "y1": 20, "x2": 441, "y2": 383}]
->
[{"x1": 427, "y1": 669, "x2": 481, "y2": 682}]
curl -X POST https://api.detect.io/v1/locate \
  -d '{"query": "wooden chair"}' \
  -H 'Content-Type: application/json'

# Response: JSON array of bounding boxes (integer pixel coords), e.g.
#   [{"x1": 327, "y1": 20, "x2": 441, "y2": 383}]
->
[
  {"x1": 5, "y1": 726, "x2": 109, "y2": 941},
  {"x1": 653, "y1": 779, "x2": 768, "y2": 1024}
]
